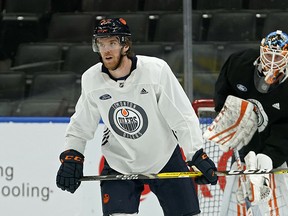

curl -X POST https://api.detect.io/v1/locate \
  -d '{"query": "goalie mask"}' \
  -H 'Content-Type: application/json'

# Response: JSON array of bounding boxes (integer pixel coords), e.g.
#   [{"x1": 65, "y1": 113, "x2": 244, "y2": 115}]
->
[
  {"x1": 92, "y1": 18, "x2": 132, "y2": 53},
  {"x1": 259, "y1": 30, "x2": 288, "y2": 85}
]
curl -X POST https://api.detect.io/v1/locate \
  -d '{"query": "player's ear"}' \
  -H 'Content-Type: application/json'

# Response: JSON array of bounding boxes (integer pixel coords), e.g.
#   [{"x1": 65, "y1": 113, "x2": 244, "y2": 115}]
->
[
  {"x1": 124, "y1": 44, "x2": 129, "y2": 51},
  {"x1": 122, "y1": 44, "x2": 130, "y2": 55}
]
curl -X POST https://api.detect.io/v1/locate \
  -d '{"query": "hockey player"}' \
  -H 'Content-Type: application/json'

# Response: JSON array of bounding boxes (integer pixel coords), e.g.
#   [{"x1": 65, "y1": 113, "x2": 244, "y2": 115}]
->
[
  {"x1": 56, "y1": 18, "x2": 217, "y2": 216},
  {"x1": 212, "y1": 30, "x2": 288, "y2": 215}
]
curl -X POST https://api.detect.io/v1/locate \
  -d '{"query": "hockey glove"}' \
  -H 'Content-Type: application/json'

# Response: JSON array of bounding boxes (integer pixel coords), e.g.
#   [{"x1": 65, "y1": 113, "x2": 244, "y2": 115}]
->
[
  {"x1": 237, "y1": 151, "x2": 272, "y2": 205},
  {"x1": 187, "y1": 148, "x2": 218, "y2": 185},
  {"x1": 56, "y1": 149, "x2": 84, "y2": 193}
]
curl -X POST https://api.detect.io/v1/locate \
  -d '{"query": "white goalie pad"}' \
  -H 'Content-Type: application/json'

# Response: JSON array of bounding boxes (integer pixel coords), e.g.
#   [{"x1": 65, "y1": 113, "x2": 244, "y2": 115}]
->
[
  {"x1": 221, "y1": 162, "x2": 288, "y2": 216},
  {"x1": 203, "y1": 95, "x2": 258, "y2": 152}
]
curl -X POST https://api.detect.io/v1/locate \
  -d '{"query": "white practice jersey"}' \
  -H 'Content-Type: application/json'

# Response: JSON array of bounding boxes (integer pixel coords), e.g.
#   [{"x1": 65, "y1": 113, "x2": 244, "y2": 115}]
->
[{"x1": 64, "y1": 55, "x2": 203, "y2": 174}]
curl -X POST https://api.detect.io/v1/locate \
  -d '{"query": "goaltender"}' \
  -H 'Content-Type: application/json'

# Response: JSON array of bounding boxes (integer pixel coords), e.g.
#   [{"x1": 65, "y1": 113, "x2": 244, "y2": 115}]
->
[{"x1": 206, "y1": 30, "x2": 288, "y2": 215}]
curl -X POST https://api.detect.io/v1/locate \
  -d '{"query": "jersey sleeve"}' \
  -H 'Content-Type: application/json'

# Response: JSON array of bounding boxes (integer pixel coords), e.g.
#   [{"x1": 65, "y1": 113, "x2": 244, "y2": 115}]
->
[
  {"x1": 64, "y1": 76, "x2": 101, "y2": 155},
  {"x1": 157, "y1": 62, "x2": 203, "y2": 160}
]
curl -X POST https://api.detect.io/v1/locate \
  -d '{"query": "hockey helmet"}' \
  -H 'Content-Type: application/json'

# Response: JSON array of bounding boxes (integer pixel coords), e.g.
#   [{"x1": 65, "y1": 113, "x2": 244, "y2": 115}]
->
[
  {"x1": 92, "y1": 18, "x2": 131, "y2": 52},
  {"x1": 260, "y1": 30, "x2": 288, "y2": 84}
]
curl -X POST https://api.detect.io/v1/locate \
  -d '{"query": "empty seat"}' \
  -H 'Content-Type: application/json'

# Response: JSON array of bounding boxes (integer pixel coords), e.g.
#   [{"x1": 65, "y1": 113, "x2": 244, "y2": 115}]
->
[
  {"x1": 206, "y1": 11, "x2": 257, "y2": 41},
  {"x1": 5, "y1": 0, "x2": 50, "y2": 14},
  {"x1": 13, "y1": 99, "x2": 69, "y2": 116},
  {"x1": 195, "y1": 0, "x2": 243, "y2": 10},
  {"x1": 162, "y1": 44, "x2": 183, "y2": 76},
  {"x1": 90, "y1": 0, "x2": 139, "y2": 12},
  {"x1": 0, "y1": 58, "x2": 12, "y2": 72},
  {"x1": 153, "y1": 12, "x2": 203, "y2": 42},
  {"x1": 163, "y1": 42, "x2": 219, "y2": 76},
  {"x1": 29, "y1": 72, "x2": 77, "y2": 103},
  {"x1": 0, "y1": 0, "x2": 3, "y2": 12},
  {"x1": 0, "y1": 0, "x2": 50, "y2": 58},
  {"x1": 106, "y1": 13, "x2": 150, "y2": 42},
  {"x1": 248, "y1": 0, "x2": 288, "y2": 10},
  {"x1": 217, "y1": 42, "x2": 259, "y2": 69},
  {"x1": 62, "y1": 44, "x2": 99, "y2": 76},
  {"x1": 261, "y1": 12, "x2": 288, "y2": 37},
  {"x1": 0, "y1": 72, "x2": 26, "y2": 101},
  {"x1": 193, "y1": 73, "x2": 218, "y2": 99},
  {"x1": 0, "y1": 16, "x2": 47, "y2": 58},
  {"x1": 192, "y1": 43, "x2": 219, "y2": 73},
  {"x1": 13, "y1": 43, "x2": 63, "y2": 76},
  {"x1": 143, "y1": 0, "x2": 182, "y2": 11},
  {"x1": 51, "y1": 0, "x2": 82, "y2": 13},
  {"x1": 47, "y1": 13, "x2": 95, "y2": 43},
  {"x1": 133, "y1": 43, "x2": 165, "y2": 59},
  {"x1": 0, "y1": 100, "x2": 16, "y2": 116}
]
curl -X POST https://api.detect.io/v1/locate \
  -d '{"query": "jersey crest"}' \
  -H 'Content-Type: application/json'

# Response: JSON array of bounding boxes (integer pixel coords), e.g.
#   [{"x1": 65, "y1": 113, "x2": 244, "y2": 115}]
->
[{"x1": 108, "y1": 101, "x2": 148, "y2": 139}]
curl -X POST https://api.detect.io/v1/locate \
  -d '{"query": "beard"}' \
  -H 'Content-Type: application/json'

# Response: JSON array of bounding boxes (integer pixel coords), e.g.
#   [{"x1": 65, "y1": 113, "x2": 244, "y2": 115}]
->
[
  {"x1": 103, "y1": 55, "x2": 124, "y2": 71},
  {"x1": 101, "y1": 48, "x2": 125, "y2": 71}
]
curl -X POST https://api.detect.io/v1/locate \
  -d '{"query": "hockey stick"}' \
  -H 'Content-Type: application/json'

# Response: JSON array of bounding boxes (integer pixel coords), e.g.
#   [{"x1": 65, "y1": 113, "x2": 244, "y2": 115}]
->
[
  {"x1": 233, "y1": 149, "x2": 254, "y2": 216},
  {"x1": 80, "y1": 167, "x2": 288, "y2": 181}
]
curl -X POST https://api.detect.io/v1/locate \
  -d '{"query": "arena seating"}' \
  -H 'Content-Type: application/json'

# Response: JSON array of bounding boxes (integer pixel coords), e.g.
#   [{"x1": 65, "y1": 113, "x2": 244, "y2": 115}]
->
[
  {"x1": 0, "y1": 0, "x2": 283, "y2": 116},
  {"x1": 0, "y1": 72, "x2": 26, "y2": 101},
  {"x1": 13, "y1": 43, "x2": 63, "y2": 76},
  {"x1": 13, "y1": 99, "x2": 70, "y2": 116}
]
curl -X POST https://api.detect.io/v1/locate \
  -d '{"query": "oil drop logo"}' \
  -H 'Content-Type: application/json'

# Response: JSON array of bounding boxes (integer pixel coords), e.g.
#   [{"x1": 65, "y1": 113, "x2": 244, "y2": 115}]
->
[{"x1": 108, "y1": 101, "x2": 148, "y2": 139}]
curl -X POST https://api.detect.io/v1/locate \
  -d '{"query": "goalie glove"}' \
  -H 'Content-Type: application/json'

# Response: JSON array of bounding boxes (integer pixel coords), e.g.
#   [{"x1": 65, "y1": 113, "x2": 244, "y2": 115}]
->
[
  {"x1": 203, "y1": 95, "x2": 258, "y2": 152},
  {"x1": 187, "y1": 148, "x2": 218, "y2": 185},
  {"x1": 236, "y1": 151, "x2": 272, "y2": 205},
  {"x1": 56, "y1": 149, "x2": 84, "y2": 193}
]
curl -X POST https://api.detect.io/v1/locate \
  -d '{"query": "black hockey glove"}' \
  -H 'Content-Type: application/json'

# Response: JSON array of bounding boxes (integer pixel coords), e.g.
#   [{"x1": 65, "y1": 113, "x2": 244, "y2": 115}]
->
[
  {"x1": 187, "y1": 148, "x2": 218, "y2": 185},
  {"x1": 56, "y1": 149, "x2": 84, "y2": 193}
]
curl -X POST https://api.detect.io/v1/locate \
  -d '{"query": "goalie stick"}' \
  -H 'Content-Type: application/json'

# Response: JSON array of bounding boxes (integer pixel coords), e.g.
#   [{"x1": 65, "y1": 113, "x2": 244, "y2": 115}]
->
[
  {"x1": 80, "y1": 168, "x2": 288, "y2": 181},
  {"x1": 233, "y1": 149, "x2": 254, "y2": 216}
]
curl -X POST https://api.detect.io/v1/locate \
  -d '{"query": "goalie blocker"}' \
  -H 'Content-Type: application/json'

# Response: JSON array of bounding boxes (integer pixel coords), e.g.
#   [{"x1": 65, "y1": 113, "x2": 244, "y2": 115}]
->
[
  {"x1": 203, "y1": 95, "x2": 258, "y2": 152},
  {"x1": 237, "y1": 151, "x2": 273, "y2": 205}
]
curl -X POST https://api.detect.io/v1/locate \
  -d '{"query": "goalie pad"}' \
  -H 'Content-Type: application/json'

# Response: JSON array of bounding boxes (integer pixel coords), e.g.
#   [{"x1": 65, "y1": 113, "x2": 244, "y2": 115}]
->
[
  {"x1": 237, "y1": 151, "x2": 272, "y2": 205},
  {"x1": 221, "y1": 162, "x2": 288, "y2": 216},
  {"x1": 203, "y1": 95, "x2": 258, "y2": 152}
]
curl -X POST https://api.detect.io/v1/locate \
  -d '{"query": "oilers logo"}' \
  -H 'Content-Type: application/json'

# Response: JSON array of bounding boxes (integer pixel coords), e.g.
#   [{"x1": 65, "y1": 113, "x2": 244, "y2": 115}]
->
[{"x1": 108, "y1": 101, "x2": 148, "y2": 139}]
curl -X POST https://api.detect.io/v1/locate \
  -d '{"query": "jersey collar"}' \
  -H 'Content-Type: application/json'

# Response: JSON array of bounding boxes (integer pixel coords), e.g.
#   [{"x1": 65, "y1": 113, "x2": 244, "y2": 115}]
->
[{"x1": 101, "y1": 56, "x2": 137, "y2": 81}]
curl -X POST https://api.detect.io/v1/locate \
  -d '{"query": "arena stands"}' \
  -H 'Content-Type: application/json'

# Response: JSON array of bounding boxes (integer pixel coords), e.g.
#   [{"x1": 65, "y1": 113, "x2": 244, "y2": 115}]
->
[{"x1": 0, "y1": 0, "x2": 283, "y2": 116}]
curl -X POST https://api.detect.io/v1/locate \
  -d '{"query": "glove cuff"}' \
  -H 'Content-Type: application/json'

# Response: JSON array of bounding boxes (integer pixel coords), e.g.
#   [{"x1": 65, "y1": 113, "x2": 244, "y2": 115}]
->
[
  {"x1": 60, "y1": 149, "x2": 84, "y2": 164},
  {"x1": 188, "y1": 148, "x2": 218, "y2": 185}
]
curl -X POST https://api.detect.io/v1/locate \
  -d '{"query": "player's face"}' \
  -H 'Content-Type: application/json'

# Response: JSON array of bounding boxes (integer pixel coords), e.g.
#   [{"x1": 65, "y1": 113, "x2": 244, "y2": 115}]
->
[
  {"x1": 260, "y1": 46, "x2": 288, "y2": 84},
  {"x1": 97, "y1": 37, "x2": 123, "y2": 70},
  {"x1": 261, "y1": 47, "x2": 288, "y2": 71}
]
